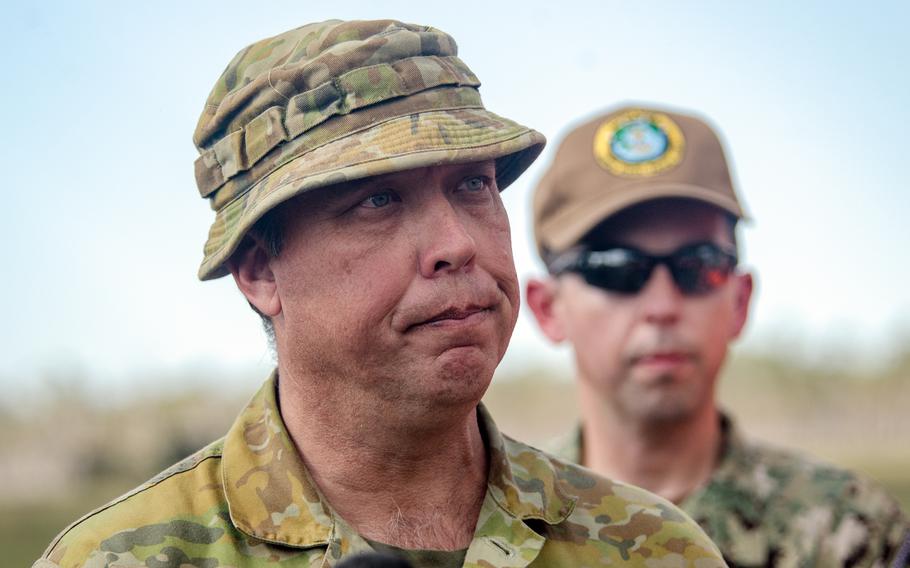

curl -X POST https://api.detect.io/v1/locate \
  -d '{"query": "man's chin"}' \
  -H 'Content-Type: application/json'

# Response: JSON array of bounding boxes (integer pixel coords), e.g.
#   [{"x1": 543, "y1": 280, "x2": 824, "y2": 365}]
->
[
  {"x1": 439, "y1": 349, "x2": 495, "y2": 382},
  {"x1": 413, "y1": 351, "x2": 491, "y2": 405},
  {"x1": 619, "y1": 386, "x2": 701, "y2": 424}
]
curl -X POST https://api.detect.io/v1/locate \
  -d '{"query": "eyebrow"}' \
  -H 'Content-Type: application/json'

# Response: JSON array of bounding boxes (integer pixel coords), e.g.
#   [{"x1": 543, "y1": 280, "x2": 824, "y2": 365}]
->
[
  {"x1": 305, "y1": 177, "x2": 383, "y2": 209},
  {"x1": 314, "y1": 162, "x2": 498, "y2": 206}
]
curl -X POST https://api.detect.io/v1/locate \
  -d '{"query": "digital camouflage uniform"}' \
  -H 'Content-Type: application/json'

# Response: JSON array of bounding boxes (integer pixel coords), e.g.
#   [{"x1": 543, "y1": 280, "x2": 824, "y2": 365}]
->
[
  {"x1": 35, "y1": 373, "x2": 728, "y2": 568},
  {"x1": 552, "y1": 415, "x2": 909, "y2": 567}
]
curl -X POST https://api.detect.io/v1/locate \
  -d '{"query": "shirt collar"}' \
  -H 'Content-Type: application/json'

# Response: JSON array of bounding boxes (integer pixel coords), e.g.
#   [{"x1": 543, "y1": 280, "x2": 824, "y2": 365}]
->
[
  {"x1": 222, "y1": 371, "x2": 575, "y2": 552},
  {"x1": 222, "y1": 371, "x2": 334, "y2": 547},
  {"x1": 478, "y1": 403, "x2": 577, "y2": 524},
  {"x1": 696, "y1": 410, "x2": 749, "y2": 483},
  {"x1": 561, "y1": 411, "x2": 744, "y2": 506}
]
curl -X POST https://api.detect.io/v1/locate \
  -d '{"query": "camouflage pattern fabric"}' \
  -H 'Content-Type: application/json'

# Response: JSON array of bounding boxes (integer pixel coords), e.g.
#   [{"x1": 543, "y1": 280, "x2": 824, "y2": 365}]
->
[
  {"x1": 192, "y1": 20, "x2": 545, "y2": 281},
  {"x1": 892, "y1": 533, "x2": 910, "y2": 568},
  {"x1": 552, "y1": 414, "x2": 910, "y2": 567},
  {"x1": 35, "y1": 372, "x2": 727, "y2": 567}
]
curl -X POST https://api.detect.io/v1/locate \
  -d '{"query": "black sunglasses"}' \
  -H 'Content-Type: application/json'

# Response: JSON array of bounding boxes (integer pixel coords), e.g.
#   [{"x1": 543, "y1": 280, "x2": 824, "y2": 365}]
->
[{"x1": 551, "y1": 242, "x2": 738, "y2": 295}]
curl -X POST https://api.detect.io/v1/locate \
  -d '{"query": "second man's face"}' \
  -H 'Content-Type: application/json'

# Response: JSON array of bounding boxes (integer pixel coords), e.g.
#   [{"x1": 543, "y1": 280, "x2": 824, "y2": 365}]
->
[
  {"x1": 268, "y1": 160, "x2": 519, "y2": 417},
  {"x1": 533, "y1": 200, "x2": 752, "y2": 423}
]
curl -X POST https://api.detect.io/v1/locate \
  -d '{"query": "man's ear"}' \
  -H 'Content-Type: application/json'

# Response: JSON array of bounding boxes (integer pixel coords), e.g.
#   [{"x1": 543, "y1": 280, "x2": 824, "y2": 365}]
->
[
  {"x1": 228, "y1": 237, "x2": 281, "y2": 318},
  {"x1": 729, "y1": 272, "x2": 753, "y2": 339},
  {"x1": 526, "y1": 277, "x2": 567, "y2": 343}
]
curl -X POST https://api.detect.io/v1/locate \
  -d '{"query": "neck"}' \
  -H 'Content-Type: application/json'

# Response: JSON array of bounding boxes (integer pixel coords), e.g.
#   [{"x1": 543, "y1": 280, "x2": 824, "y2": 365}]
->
[
  {"x1": 276, "y1": 365, "x2": 488, "y2": 550},
  {"x1": 576, "y1": 379, "x2": 721, "y2": 504}
]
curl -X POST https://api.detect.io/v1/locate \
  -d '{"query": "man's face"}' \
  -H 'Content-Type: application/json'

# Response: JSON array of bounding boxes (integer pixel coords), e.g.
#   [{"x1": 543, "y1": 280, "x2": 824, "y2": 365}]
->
[
  {"x1": 260, "y1": 160, "x2": 518, "y2": 415},
  {"x1": 530, "y1": 200, "x2": 752, "y2": 423}
]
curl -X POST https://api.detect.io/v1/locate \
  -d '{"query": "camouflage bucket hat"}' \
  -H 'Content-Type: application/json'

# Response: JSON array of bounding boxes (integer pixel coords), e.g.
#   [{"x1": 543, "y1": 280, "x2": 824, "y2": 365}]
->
[{"x1": 194, "y1": 19, "x2": 545, "y2": 280}]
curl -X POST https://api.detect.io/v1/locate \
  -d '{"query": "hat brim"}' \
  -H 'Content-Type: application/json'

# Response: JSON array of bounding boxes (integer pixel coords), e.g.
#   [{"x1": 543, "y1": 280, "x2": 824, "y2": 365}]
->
[
  {"x1": 538, "y1": 181, "x2": 748, "y2": 256},
  {"x1": 199, "y1": 108, "x2": 545, "y2": 280}
]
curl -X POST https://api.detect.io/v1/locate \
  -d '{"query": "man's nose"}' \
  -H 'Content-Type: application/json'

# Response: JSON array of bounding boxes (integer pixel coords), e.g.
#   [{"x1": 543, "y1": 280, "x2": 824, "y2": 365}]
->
[
  {"x1": 639, "y1": 265, "x2": 683, "y2": 325},
  {"x1": 417, "y1": 198, "x2": 477, "y2": 278}
]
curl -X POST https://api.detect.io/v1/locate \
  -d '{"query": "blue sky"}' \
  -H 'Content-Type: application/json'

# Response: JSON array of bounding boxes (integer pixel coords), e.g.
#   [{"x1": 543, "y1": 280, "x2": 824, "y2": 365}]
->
[{"x1": 2, "y1": 1, "x2": 908, "y2": 393}]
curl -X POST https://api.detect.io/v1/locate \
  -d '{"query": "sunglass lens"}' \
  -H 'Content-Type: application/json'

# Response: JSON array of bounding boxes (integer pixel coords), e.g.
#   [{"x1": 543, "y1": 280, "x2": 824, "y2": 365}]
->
[
  {"x1": 671, "y1": 245, "x2": 735, "y2": 294},
  {"x1": 582, "y1": 256, "x2": 652, "y2": 294}
]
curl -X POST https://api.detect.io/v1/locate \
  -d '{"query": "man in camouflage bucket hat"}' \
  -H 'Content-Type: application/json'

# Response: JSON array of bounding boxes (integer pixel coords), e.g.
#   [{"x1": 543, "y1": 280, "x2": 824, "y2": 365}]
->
[
  {"x1": 35, "y1": 22, "x2": 727, "y2": 568},
  {"x1": 526, "y1": 104, "x2": 910, "y2": 566}
]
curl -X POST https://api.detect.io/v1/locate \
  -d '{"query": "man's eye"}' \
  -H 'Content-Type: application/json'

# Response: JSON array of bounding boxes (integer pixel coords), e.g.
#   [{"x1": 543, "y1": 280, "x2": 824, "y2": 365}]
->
[
  {"x1": 458, "y1": 176, "x2": 491, "y2": 193},
  {"x1": 359, "y1": 190, "x2": 400, "y2": 209}
]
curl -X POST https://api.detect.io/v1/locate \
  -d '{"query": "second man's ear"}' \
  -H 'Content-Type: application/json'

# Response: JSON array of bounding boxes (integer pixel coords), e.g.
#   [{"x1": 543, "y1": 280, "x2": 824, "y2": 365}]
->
[
  {"x1": 526, "y1": 277, "x2": 568, "y2": 344},
  {"x1": 728, "y1": 272, "x2": 754, "y2": 340}
]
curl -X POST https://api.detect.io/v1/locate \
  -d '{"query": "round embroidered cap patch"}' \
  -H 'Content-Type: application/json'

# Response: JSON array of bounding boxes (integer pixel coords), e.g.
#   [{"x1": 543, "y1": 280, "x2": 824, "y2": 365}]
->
[{"x1": 593, "y1": 110, "x2": 685, "y2": 176}]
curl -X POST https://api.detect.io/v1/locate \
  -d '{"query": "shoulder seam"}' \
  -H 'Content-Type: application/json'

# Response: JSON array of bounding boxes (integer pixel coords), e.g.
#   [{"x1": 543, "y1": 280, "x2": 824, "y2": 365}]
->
[{"x1": 40, "y1": 452, "x2": 223, "y2": 559}]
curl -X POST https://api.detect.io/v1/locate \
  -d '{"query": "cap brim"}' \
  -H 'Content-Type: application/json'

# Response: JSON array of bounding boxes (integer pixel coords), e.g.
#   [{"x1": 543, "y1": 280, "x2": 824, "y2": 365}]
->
[
  {"x1": 199, "y1": 108, "x2": 545, "y2": 280},
  {"x1": 539, "y1": 182, "x2": 748, "y2": 255}
]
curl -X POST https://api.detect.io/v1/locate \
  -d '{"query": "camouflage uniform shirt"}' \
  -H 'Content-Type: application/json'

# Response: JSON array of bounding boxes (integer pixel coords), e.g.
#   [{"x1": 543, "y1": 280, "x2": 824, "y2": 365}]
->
[
  {"x1": 553, "y1": 414, "x2": 909, "y2": 567},
  {"x1": 35, "y1": 373, "x2": 726, "y2": 568}
]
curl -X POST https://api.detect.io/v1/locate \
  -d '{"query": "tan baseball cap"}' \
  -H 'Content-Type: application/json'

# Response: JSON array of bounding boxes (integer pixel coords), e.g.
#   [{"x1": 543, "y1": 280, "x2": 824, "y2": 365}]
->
[{"x1": 532, "y1": 105, "x2": 747, "y2": 259}]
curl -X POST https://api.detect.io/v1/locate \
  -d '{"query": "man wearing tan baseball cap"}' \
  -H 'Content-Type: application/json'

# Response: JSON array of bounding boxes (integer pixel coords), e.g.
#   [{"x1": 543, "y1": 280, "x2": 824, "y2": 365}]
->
[{"x1": 526, "y1": 105, "x2": 909, "y2": 565}]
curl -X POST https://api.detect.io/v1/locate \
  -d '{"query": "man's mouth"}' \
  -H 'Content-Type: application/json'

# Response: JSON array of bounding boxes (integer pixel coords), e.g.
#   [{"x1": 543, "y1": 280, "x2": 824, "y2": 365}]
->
[
  {"x1": 409, "y1": 305, "x2": 492, "y2": 330},
  {"x1": 632, "y1": 351, "x2": 692, "y2": 366}
]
